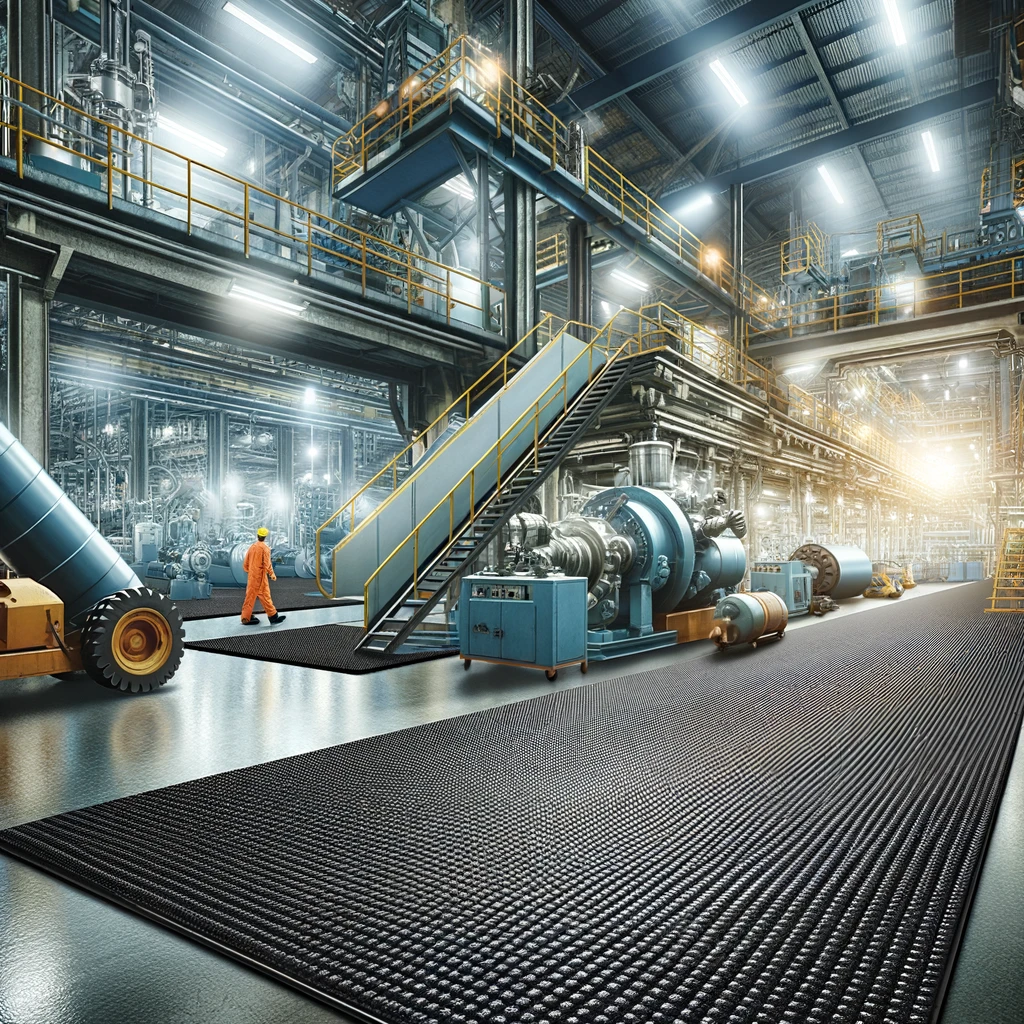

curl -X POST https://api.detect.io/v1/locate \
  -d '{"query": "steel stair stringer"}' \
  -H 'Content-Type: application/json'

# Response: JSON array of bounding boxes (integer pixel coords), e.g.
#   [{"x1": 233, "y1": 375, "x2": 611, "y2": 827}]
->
[{"x1": 358, "y1": 355, "x2": 650, "y2": 653}]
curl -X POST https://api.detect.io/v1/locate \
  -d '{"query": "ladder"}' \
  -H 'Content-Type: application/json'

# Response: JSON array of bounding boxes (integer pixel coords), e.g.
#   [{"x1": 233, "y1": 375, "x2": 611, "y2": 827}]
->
[
  {"x1": 358, "y1": 356, "x2": 640, "y2": 652},
  {"x1": 985, "y1": 528, "x2": 1024, "y2": 612}
]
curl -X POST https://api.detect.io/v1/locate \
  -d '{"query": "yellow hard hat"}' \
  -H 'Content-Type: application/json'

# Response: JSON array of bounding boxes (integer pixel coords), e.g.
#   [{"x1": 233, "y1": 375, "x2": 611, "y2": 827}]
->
[{"x1": 257, "y1": 527, "x2": 269, "y2": 538}]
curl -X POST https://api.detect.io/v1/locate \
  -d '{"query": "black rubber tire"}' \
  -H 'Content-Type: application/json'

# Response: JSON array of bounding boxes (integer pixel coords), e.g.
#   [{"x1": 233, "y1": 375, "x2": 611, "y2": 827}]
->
[{"x1": 81, "y1": 588, "x2": 185, "y2": 694}]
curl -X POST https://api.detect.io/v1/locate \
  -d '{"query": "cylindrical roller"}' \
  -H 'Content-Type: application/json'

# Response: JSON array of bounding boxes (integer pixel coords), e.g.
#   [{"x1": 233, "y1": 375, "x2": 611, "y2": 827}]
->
[
  {"x1": 710, "y1": 590, "x2": 789, "y2": 649},
  {"x1": 0, "y1": 421, "x2": 141, "y2": 627},
  {"x1": 790, "y1": 543, "x2": 872, "y2": 599}
]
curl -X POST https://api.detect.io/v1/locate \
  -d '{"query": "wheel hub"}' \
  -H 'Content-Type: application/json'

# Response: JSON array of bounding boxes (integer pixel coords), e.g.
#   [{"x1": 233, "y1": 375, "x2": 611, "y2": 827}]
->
[{"x1": 111, "y1": 609, "x2": 172, "y2": 676}]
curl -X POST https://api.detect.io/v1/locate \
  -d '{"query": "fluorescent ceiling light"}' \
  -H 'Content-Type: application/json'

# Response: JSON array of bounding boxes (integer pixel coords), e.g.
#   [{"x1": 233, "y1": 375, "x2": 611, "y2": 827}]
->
[
  {"x1": 611, "y1": 268, "x2": 649, "y2": 291},
  {"x1": 442, "y1": 176, "x2": 474, "y2": 199},
  {"x1": 958, "y1": 357, "x2": 968, "y2": 368},
  {"x1": 223, "y1": 3, "x2": 317, "y2": 63},
  {"x1": 841, "y1": 248, "x2": 859, "y2": 258},
  {"x1": 921, "y1": 130, "x2": 940, "y2": 173},
  {"x1": 229, "y1": 284, "x2": 306, "y2": 316},
  {"x1": 783, "y1": 364, "x2": 814, "y2": 377},
  {"x1": 157, "y1": 115, "x2": 227, "y2": 158},
  {"x1": 882, "y1": 0, "x2": 907, "y2": 46},
  {"x1": 708, "y1": 59, "x2": 749, "y2": 107},
  {"x1": 303, "y1": 386, "x2": 316, "y2": 405},
  {"x1": 817, "y1": 164, "x2": 844, "y2": 204},
  {"x1": 680, "y1": 193, "x2": 713, "y2": 216}
]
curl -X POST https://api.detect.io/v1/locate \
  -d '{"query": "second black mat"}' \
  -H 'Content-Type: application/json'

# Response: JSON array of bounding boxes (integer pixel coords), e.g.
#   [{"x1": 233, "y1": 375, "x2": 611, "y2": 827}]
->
[
  {"x1": 2, "y1": 582, "x2": 1021, "y2": 1024},
  {"x1": 183, "y1": 622, "x2": 457, "y2": 673},
  {"x1": 172, "y1": 577, "x2": 361, "y2": 620}
]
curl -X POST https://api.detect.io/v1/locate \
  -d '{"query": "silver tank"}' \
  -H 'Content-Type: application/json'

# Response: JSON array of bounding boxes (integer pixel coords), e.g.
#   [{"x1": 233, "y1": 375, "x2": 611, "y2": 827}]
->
[
  {"x1": 0, "y1": 421, "x2": 142, "y2": 627},
  {"x1": 628, "y1": 441, "x2": 673, "y2": 490}
]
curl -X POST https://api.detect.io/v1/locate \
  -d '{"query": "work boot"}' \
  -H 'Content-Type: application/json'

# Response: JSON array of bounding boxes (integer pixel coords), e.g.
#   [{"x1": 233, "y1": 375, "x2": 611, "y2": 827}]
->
[
  {"x1": 268, "y1": 614, "x2": 287, "y2": 625},
  {"x1": 242, "y1": 616, "x2": 262, "y2": 625}
]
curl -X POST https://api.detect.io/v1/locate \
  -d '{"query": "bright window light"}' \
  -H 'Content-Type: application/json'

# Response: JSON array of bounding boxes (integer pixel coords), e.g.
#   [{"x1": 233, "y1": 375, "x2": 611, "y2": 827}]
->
[
  {"x1": 841, "y1": 248, "x2": 859, "y2": 257},
  {"x1": 817, "y1": 164, "x2": 845, "y2": 204},
  {"x1": 229, "y1": 284, "x2": 306, "y2": 316},
  {"x1": 303, "y1": 386, "x2": 316, "y2": 405},
  {"x1": 882, "y1": 0, "x2": 907, "y2": 46},
  {"x1": 921, "y1": 130, "x2": 940, "y2": 173},
  {"x1": 611, "y1": 268, "x2": 649, "y2": 291},
  {"x1": 157, "y1": 115, "x2": 227, "y2": 158},
  {"x1": 680, "y1": 193, "x2": 713, "y2": 216},
  {"x1": 783, "y1": 365, "x2": 814, "y2": 377},
  {"x1": 223, "y1": 3, "x2": 317, "y2": 63},
  {"x1": 442, "y1": 176, "x2": 474, "y2": 199},
  {"x1": 708, "y1": 59, "x2": 749, "y2": 107}
]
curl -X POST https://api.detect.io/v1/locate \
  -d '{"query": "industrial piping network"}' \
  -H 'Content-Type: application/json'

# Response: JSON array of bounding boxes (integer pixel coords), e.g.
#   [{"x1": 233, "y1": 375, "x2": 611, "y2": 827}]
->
[{"x1": 0, "y1": 421, "x2": 185, "y2": 692}]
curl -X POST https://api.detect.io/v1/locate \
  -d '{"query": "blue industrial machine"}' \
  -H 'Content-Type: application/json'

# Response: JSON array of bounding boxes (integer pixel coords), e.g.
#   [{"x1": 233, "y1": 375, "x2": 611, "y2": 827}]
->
[
  {"x1": 458, "y1": 572, "x2": 588, "y2": 680},
  {"x1": 516, "y1": 482, "x2": 747, "y2": 661},
  {"x1": 749, "y1": 560, "x2": 816, "y2": 616}
]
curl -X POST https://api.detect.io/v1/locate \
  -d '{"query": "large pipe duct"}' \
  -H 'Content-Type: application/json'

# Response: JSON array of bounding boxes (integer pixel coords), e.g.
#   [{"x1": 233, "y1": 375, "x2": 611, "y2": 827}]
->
[{"x1": 0, "y1": 420, "x2": 141, "y2": 628}]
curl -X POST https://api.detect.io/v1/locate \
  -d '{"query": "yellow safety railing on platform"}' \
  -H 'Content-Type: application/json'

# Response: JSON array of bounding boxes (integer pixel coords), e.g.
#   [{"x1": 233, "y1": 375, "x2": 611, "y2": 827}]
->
[
  {"x1": 781, "y1": 222, "x2": 828, "y2": 277},
  {"x1": 332, "y1": 36, "x2": 774, "y2": 313},
  {"x1": 315, "y1": 313, "x2": 565, "y2": 597},
  {"x1": 536, "y1": 232, "x2": 567, "y2": 271},
  {"x1": 877, "y1": 214, "x2": 926, "y2": 258},
  {"x1": 985, "y1": 527, "x2": 1024, "y2": 613},
  {"x1": 361, "y1": 310, "x2": 672, "y2": 627},
  {"x1": 746, "y1": 253, "x2": 1024, "y2": 340},
  {"x1": 0, "y1": 72, "x2": 503, "y2": 329}
]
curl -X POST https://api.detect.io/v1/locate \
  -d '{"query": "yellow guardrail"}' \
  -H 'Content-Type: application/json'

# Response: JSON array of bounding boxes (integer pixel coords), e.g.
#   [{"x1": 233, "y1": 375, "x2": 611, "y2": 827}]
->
[
  {"x1": 747, "y1": 253, "x2": 1024, "y2": 340},
  {"x1": 536, "y1": 232, "x2": 567, "y2": 272},
  {"x1": 781, "y1": 222, "x2": 828, "y2": 277},
  {"x1": 361, "y1": 310, "x2": 672, "y2": 627},
  {"x1": 0, "y1": 72, "x2": 503, "y2": 328},
  {"x1": 315, "y1": 313, "x2": 565, "y2": 597},
  {"x1": 332, "y1": 35, "x2": 774, "y2": 314},
  {"x1": 878, "y1": 214, "x2": 925, "y2": 257}
]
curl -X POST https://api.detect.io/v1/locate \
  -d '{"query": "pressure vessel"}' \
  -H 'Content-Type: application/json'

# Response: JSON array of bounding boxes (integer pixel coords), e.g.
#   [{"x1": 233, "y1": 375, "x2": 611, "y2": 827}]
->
[
  {"x1": 710, "y1": 590, "x2": 789, "y2": 649},
  {"x1": 0, "y1": 421, "x2": 141, "y2": 627},
  {"x1": 790, "y1": 543, "x2": 873, "y2": 599},
  {"x1": 628, "y1": 441, "x2": 673, "y2": 490}
]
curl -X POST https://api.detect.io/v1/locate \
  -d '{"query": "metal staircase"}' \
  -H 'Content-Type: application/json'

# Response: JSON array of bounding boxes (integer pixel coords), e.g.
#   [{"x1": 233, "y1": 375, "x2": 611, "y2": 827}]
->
[
  {"x1": 985, "y1": 528, "x2": 1024, "y2": 612},
  {"x1": 358, "y1": 355, "x2": 638, "y2": 652}
]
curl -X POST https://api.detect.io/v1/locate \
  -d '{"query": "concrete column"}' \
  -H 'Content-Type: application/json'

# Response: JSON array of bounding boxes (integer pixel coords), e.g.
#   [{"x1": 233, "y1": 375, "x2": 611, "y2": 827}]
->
[
  {"x1": 3, "y1": 276, "x2": 49, "y2": 466},
  {"x1": 7, "y1": 0, "x2": 50, "y2": 142},
  {"x1": 206, "y1": 412, "x2": 230, "y2": 497},
  {"x1": 129, "y1": 397, "x2": 149, "y2": 501},
  {"x1": 567, "y1": 217, "x2": 591, "y2": 337},
  {"x1": 729, "y1": 182, "x2": 744, "y2": 348},
  {"x1": 503, "y1": 0, "x2": 536, "y2": 354}
]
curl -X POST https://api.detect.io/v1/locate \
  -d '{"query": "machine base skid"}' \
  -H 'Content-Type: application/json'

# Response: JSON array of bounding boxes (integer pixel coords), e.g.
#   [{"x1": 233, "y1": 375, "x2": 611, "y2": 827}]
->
[
  {"x1": 586, "y1": 628, "x2": 680, "y2": 661},
  {"x1": 653, "y1": 607, "x2": 716, "y2": 642},
  {"x1": 0, "y1": 646, "x2": 80, "y2": 682}
]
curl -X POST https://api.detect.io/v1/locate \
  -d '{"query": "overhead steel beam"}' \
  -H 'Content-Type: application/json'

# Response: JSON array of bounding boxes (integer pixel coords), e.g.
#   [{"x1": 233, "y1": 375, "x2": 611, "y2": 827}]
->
[
  {"x1": 567, "y1": 0, "x2": 815, "y2": 112},
  {"x1": 664, "y1": 80, "x2": 997, "y2": 203}
]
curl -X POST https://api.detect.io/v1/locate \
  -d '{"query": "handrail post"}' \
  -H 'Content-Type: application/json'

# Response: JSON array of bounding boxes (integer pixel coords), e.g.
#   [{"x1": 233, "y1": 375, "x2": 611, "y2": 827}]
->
[
  {"x1": 243, "y1": 184, "x2": 250, "y2": 257},
  {"x1": 307, "y1": 209, "x2": 313, "y2": 274},
  {"x1": 106, "y1": 125, "x2": 113, "y2": 209},
  {"x1": 447, "y1": 268, "x2": 452, "y2": 324},
  {"x1": 15, "y1": 84, "x2": 23, "y2": 178},
  {"x1": 186, "y1": 161, "x2": 192, "y2": 234},
  {"x1": 361, "y1": 237, "x2": 367, "y2": 294}
]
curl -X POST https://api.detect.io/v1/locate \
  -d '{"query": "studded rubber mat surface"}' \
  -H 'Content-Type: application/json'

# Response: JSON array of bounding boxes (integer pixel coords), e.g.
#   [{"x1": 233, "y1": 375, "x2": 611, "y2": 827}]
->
[
  {"x1": 183, "y1": 622, "x2": 457, "y2": 673},
  {"x1": 2, "y1": 582, "x2": 1022, "y2": 1024},
  {"x1": 173, "y1": 577, "x2": 361, "y2": 621}
]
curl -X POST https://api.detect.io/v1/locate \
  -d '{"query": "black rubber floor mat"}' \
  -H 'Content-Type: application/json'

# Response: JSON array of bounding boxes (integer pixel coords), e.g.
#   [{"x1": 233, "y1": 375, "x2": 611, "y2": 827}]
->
[
  {"x1": 174, "y1": 577, "x2": 361, "y2": 621},
  {"x1": 183, "y1": 622, "x2": 456, "y2": 673},
  {"x1": 2, "y1": 582, "x2": 1021, "y2": 1024}
]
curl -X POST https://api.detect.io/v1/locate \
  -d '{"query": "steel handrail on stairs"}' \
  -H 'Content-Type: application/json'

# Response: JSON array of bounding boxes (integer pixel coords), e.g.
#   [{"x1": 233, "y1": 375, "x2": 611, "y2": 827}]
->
[
  {"x1": 314, "y1": 314, "x2": 564, "y2": 597},
  {"x1": 360, "y1": 310, "x2": 672, "y2": 631}
]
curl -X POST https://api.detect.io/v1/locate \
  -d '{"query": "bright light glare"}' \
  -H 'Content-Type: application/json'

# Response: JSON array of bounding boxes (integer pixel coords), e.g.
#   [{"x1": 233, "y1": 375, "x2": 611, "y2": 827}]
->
[
  {"x1": 882, "y1": 0, "x2": 907, "y2": 46},
  {"x1": 944, "y1": 389, "x2": 950, "y2": 400},
  {"x1": 841, "y1": 248, "x2": 859, "y2": 258},
  {"x1": 921, "y1": 130, "x2": 940, "y2": 173},
  {"x1": 708, "y1": 59, "x2": 749, "y2": 107},
  {"x1": 307, "y1": 445, "x2": 319, "y2": 459},
  {"x1": 229, "y1": 284, "x2": 306, "y2": 316},
  {"x1": 223, "y1": 3, "x2": 317, "y2": 63},
  {"x1": 922, "y1": 373, "x2": 929, "y2": 380},
  {"x1": 103, "y1": 423, "x2": 115, "y2": 436},
  {"x1": 958, "y1": 357, "x2": 968, "y2": 369},
  {"x1": 304, "y1": 386, "x2": 316, "y2": 405},
  {"x1": 817, "y1": 164, "x2": 844, "y2": 204},
  {"x1": 680, "y1": 193, "x2": 714, "y2": 217},
  {"x1": 611, "y1": 268, "x2": 649, "y2": 291},
  {"x1": 157, "y1": 115, "x2": 227, "y2": 158},
  {"x1": 784, "y1": 365, "x2": 814, "y2": 377},
  {"x1": 442, "y1": 176, "x2": 474, "y2": 199}
]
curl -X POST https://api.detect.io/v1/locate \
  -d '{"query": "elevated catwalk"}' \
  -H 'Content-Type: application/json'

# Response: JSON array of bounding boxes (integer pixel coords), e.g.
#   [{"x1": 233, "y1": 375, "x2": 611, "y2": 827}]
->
[{"x1": 1, "y1": 582, "x2": 1021, "y2": 1024}]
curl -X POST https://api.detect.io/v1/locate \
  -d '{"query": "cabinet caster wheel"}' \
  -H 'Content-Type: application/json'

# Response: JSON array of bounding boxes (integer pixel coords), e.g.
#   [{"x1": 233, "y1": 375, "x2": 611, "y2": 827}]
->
[
  {"x1": 463, "y1": 659, "x2": 471, "y2": 670},
  {"x1": 545, "y1": 669, "x2": 557, "y2": 681},
  {"x1": 751, "y1": 641, "x2": 757, "y2": 649},
  {"x1": 580, "y1": 662, "x2": 588, "y2": 674}
]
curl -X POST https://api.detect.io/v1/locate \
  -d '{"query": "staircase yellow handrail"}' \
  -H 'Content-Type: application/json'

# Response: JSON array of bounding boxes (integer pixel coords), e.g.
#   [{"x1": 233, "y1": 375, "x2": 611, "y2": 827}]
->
[
  {"x1": 315, "y1": 314, "x2": 562, "y2": 597},
  {"x1": 361, "y1": 310, "x2": 673, "y2": 629}
]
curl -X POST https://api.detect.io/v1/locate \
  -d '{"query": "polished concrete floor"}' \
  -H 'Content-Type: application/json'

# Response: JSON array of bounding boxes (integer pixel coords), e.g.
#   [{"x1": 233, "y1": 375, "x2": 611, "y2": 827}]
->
[{"x1": 0, "y1": 583, "x2": 1019, "y2": 1023}]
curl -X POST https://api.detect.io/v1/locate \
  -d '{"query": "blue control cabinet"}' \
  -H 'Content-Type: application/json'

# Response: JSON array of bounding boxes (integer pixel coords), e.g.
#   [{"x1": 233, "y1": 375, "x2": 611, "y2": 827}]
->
[
  {"x1": 749, "y1": 560, "x2": 814, "y2": 616},
  {"x1": 458, "y1": 573, "x2": 589, "y2": 678}
]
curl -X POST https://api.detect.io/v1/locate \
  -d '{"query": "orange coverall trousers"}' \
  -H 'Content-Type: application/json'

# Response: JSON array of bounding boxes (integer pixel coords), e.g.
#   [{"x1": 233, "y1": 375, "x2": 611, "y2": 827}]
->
[{"x1": 241, "y1": 540, "x2": 277, "y2": 621}]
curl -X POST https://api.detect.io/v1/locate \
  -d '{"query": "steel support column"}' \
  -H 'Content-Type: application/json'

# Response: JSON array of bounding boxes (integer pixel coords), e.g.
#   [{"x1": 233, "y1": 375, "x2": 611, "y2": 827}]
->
[
  {"x1": 7, "y1": 0, "x2": 50, "y2": 142},
  {"x1": 567, "y1": 217, "x2": 592, "y2": 339},
  {"x1": 339, "y1": 427, "x2": 355, "y2": 504},
  {"x1": 276, "y1": 425, "x2": 294, "y2": 543},
  {"x1": 129, "y1": 397, "x2": 149, "y2": 501},
  {"x1": 206, "y1": 412, "x2": 229, "y2": 498},
  {"x1": 3, "y1": 275, "x2": 50, "y2": 466},
  {"x1": 504, "y1": 0, "x2": 537, "y2": 353},
  {"x1": 730, "y1": 183, "x2": 744, "y2": 348},
  {"x1": 477, "y1": 153, "x2": 491, "y2": 322}
]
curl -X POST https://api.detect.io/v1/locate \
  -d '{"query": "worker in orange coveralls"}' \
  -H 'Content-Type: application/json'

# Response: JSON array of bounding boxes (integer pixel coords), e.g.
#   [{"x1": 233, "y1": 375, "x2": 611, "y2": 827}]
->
[{"x1": 241, "y1": 527, "x2": 287, "y2": 626}]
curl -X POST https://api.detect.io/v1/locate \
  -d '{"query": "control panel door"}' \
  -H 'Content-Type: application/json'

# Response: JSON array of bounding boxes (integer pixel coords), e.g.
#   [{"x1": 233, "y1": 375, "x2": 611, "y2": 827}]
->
[
  {"x1": 499, "y1": 602, "x2": 536, "y2": 663},
  {"x1": 467, "y1": 599, "x2": 504, "y2": 659}
]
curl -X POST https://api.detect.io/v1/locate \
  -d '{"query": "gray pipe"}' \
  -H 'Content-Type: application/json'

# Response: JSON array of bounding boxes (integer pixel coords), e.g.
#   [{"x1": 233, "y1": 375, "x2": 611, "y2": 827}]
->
[{"x1": 0, "y1": 420, "x2": 141, "y2": 627}]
